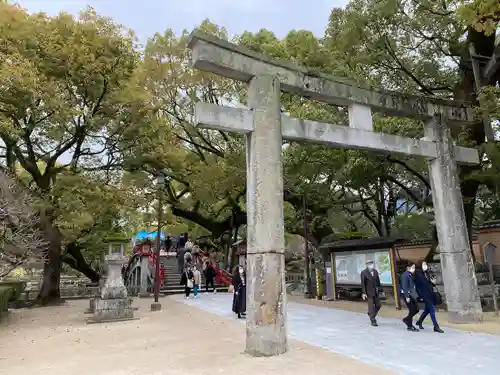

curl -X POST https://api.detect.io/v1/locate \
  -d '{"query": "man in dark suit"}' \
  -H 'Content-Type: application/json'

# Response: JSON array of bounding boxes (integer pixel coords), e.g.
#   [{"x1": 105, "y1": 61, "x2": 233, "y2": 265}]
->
[{"x1": 360, "y1": 260, "x2": 382, "y2": 326}]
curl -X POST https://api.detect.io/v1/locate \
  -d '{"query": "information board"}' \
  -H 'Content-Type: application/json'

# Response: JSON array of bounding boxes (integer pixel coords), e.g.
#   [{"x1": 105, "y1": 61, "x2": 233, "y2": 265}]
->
[{"x1": 334, "y1": 249, "x2": 393, "y2": 286}]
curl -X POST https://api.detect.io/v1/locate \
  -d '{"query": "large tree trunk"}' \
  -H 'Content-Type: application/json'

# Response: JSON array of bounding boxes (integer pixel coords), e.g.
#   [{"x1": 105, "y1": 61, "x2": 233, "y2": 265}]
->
[
  {"x1": 454, "y1": 29, "x2": 497, "y2": 261},
  {"x1": 37, "y1": 218, "x2": 62, "y2": 305},
  {"x1": 62, "y1": 244, "x2": 100, "y2": 283}
]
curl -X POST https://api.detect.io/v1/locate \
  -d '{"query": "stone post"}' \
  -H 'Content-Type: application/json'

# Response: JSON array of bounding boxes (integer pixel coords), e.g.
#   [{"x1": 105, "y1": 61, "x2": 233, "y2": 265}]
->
[
  {"x1": 87, "y1": 254, "x2": 136, "y2": 323},
  {"x1": 245, "y1": 74, "x2": 287, "y2": 357},
  {"x1": 139, "y1": 255, "x2": 150, "y2": 297},
  {"x1": 426, "y1": 115, "x2": 483, "y2": 323}
]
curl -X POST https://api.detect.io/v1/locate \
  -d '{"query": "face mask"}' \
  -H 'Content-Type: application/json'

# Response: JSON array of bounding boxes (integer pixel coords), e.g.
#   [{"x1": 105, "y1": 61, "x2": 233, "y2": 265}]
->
[
  {"x1": 367, "y1": 264, "x2": 374, "y2": 271},
  {"x1": 422, "y1": 264, "x2": 428, "y2": 272}
]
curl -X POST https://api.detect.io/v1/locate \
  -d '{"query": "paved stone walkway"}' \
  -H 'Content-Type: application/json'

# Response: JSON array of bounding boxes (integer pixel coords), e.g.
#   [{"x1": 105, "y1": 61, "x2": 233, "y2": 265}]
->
[{"x1": 179, "y1": 294, "x2": 500, "y2": 375}]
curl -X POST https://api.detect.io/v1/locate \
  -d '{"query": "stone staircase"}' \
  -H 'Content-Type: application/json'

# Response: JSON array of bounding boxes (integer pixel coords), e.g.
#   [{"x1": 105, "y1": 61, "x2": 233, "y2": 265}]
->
[{"x1": 160, "y1": 256, "x2": 229, "y2": 295}]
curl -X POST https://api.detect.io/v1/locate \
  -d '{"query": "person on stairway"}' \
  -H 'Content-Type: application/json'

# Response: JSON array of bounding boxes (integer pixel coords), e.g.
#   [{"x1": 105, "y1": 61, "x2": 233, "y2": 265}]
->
[
  {"x1": 180, "y1": 267, "x2": 194, "y2": 299},
  {"x1": 415, "y1": 261, "x2": 444, "y2": 333},
  {"x1": 401, "y1": 262, "x2": 420, "y2": 332},
  {"x1": 192, "y1": 265, "x2": 201, "y2": 298},
  {"x1": 232, "y1": 265, "x2": 246, "y2": 319}
]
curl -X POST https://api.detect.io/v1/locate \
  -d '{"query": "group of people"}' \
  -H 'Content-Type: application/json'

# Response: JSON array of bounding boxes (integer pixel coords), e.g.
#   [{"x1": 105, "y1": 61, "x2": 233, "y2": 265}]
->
[
  {"x1": 175, "y1": 233, "x2": 204, "y2": 273},
  {"x1": 180, "y1": 260, "x2": 218, "y2": 298},
  {"x1": 361, "y1": 259, "x2": 444, "y2": 333}
]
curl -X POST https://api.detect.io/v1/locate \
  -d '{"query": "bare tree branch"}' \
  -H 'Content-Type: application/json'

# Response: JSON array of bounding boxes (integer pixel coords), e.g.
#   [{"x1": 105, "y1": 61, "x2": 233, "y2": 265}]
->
[{"x1": 0, "y1": 170, "x2": 47, "y2": 277}]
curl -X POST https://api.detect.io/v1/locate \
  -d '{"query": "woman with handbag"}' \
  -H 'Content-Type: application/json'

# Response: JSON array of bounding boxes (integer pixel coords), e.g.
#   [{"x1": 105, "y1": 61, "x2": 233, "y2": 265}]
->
[
  {"x1": 414, "y1": 261, "x2": 444, "y2": 333},
  {"x1": 180, "y1": 267, "x2": 195, "y2": 299}
]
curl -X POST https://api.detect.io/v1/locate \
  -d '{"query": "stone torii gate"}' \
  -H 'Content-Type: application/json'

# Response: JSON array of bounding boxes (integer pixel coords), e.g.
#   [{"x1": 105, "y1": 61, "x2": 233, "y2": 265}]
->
[{"x1": 186, "y1": 31, "x2": 483, "y2": 357}]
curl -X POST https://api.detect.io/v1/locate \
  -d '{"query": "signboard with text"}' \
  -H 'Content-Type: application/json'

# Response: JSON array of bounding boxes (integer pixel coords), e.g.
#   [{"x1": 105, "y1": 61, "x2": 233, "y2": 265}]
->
[{"x1": 334, "y1": 249, "x2": 393, "y2": 286}]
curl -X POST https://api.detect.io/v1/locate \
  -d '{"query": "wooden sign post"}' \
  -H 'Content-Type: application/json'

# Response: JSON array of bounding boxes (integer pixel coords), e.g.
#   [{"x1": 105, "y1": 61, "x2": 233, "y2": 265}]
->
[{"x1": 483, "y1": 242, "x2": 498, "y2": 316}]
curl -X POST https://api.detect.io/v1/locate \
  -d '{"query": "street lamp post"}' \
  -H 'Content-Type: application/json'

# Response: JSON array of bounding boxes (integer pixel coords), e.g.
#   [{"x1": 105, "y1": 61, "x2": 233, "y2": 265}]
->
[
  {"x1": 303, "y1": 194, "x2": 312, "y2": 298},
  {"x1": 151, "y1": 173, "x2": 164, "y2": 311}
]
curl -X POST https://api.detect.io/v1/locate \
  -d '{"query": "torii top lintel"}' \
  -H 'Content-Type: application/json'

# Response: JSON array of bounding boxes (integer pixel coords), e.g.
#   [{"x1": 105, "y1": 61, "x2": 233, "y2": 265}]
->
[{"x1": 187, "y1": 30, "x2": 475, "y2": 124}]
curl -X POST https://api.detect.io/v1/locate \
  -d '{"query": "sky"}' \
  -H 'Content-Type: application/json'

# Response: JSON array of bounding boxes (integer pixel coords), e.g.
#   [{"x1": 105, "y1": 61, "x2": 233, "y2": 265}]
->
[
  {"x1": 10, "y1": 0, "x2": 350, "y2": 165},
  {"x1": 16, "y1": 0, "x2": 349, "y2": 41}
]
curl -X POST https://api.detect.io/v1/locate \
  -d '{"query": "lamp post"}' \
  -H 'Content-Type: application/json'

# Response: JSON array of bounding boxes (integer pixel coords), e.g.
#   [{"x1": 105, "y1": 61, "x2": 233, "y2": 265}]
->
[
  {"x1": 151, "y1": 173, "x2": 164, "y2": 311},
  {"x1": 303, "y1": 194, "x2": 312, "y2": 298}
]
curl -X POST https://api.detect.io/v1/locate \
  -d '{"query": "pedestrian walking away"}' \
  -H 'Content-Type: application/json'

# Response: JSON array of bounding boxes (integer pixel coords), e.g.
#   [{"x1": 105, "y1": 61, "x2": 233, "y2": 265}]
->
[
  {"x1": 401, "y1": 262, "x2": 420, "y2": 332},
  {"x1": 203, "y1": 261, "x2": 216, "y2": 293},
  {"x1": 180, "y1": 267, "x2": 194, "y2": 299},
  {"x1": 184, "y1": 249, "x2": 193, "y2": 268},
  {"x1": 415, "y1": 261, "x2": 444, "y2": 333},
  {"x1": 360, "y1": 260, "x2": 382, "y2": 326},
  {"x1": 192, "y1": 265, "x2": 201, "y2": 298}
]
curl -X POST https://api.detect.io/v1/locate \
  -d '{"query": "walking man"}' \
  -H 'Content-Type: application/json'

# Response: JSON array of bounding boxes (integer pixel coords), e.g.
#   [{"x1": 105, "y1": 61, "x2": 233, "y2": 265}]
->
[
  {"x1": 360, "y1": 260, "x2": 382, "y2": 326},
  {"x1": 401, "y1": 262, "x2": 420, "y2": 332}
]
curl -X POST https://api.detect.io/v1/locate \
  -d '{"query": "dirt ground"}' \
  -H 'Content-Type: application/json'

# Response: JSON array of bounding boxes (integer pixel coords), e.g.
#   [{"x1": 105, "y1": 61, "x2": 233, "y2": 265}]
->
[
  {"x1": 289, "y1": 296, "x2": 500, "y2": 335},
  {"x1": 0, "y1": 297, "x2": 396, "y2": 375}
]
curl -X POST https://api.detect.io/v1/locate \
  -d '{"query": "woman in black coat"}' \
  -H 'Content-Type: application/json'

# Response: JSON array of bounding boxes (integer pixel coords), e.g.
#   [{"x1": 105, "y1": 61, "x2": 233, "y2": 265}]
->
[
  {"x1": 414, "y1": 261, "x2": 444, "y2": 333},
  {"x1": 232, "y1": 265, "x2": 246, "y2": 319}
]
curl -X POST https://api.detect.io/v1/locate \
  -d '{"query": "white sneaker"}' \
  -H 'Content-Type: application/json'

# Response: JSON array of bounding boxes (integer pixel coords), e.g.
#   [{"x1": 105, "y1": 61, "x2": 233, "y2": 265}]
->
[
  {"x1": 194, "y1": 295, "x2": 197, "y2": 299},
  {"x1": 213, "y1": 289, "x2": 217, "y2": 294}
]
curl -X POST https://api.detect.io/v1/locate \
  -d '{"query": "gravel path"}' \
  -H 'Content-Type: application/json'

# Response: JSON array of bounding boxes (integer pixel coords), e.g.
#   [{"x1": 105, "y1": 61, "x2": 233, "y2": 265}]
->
[{"x1": 0, "y1": 297, "x2": 394, "y2": 375}]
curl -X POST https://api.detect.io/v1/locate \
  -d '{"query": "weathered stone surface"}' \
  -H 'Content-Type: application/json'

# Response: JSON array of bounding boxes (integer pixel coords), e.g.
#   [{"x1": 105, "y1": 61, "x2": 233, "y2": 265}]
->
[
  {"x1": 187, "y1": 31, "x2": 474, "y2": 123},
  {"x1": 245, "y1": 75, "x2": 287, "y2": 357},
  {"x1": 150, "y1": 302, "x2": 162, "y2": 311},
  {"x1": 194, "y1": 102, "x2": 479, "y2": 165},
  {"x1": 87, "y1": 254, "x2": 137, "y2": 323},
  {"x1": 100, "y1": 254, "x2": 128, "y2": 299},
  {"x1": 139, "y1": 256, "x2": 150, "y2": 297},
  {"x1": 426, "y1": 116, "x2": 483, "y2": 323}
]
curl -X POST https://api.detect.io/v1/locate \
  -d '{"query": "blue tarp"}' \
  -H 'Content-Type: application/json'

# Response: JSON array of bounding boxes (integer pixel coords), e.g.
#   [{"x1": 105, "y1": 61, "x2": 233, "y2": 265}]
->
[{"x1": 135, "y1": 231, "x2": 167, "y2": 241}]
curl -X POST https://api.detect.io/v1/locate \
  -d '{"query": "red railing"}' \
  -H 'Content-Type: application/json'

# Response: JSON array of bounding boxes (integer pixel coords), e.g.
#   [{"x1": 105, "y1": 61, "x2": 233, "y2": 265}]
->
[{"x1": 216, "y1": 267, "x2": 232, "y2": 286}]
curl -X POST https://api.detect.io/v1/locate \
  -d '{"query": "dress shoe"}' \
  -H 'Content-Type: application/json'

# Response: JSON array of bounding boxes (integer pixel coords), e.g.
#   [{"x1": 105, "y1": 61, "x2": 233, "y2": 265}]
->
[
  {"x1": 434, "y1": 326, "x2": 444, "y2": 333},
  {"x1": 407, "y1": 326, "x2": 419, "y2": 332}
]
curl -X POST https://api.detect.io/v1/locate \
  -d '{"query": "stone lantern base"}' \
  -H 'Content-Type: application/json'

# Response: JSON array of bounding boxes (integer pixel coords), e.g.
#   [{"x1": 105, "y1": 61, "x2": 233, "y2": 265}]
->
[{"x1": 87, "y1": 254, "x2": 138, "y2": 324}]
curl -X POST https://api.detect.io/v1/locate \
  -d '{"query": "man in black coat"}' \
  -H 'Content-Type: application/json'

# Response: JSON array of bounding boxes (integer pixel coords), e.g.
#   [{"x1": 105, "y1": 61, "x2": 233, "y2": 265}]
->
[{"x1": 360, "y1": 260, "x2": 382, "y2": 326}]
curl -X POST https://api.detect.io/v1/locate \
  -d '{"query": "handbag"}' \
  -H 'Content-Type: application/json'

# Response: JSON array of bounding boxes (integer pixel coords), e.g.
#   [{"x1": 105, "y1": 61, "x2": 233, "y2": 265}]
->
[
  {"x1": 433, "y1": 288, "x2": 443, "y2": 306},
  {"x1": 186, "y1": 272, "x2": 193, "y2": 288}
]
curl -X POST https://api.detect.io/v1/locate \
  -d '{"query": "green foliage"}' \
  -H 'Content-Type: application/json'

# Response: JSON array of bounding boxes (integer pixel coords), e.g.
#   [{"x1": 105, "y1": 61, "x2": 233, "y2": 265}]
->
[
  {"x1": 0, "y1": 280, "x2": 25, "y2": 302},
  {"x1": 458, "y1": 0, "x2": 500, "y2": 36},
  {"x1": 1, "y1": 1, "x2": 499, "y2": 286}
]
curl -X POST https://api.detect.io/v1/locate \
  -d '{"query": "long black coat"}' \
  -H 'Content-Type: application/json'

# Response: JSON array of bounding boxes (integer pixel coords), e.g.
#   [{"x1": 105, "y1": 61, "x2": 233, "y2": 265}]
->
[
  {"x1": 232, "y1": 270, "x2": 246, "y2": 314},
  {"x1": 360, "y1": 268, "x2": 381, "y2": 297},
  {"x1": 414, "y1": 269, "x2": 435, "y2": 302}
]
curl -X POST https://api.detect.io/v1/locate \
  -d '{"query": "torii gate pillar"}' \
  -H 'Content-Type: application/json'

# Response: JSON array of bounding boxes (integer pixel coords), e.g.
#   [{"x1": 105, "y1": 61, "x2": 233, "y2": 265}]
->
[{"x1": 245, "y1": 74, "x2": 287, "y2": 356}]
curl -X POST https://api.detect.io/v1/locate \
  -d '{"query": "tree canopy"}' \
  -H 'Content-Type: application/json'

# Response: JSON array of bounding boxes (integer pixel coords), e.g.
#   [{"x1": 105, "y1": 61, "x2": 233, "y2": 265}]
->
[{"x1": 0, "y1": 1, "x2": 499, "y2": 302}]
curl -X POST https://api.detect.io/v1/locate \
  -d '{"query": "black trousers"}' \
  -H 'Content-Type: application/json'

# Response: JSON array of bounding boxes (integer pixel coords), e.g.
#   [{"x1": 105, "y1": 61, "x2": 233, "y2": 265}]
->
[
  {"x1": 205, "y1": 278, "x2": 214, "y2": 292},
  {"x1": 367, "y1": 295, "x2": 381, "y2": 321},
  {"x1": 404, "y1": 297, "x2": 420, "y2": 326},
  {"x1": 185, "y1": 286, "x2": 191, "y2": 297}
]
